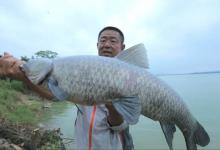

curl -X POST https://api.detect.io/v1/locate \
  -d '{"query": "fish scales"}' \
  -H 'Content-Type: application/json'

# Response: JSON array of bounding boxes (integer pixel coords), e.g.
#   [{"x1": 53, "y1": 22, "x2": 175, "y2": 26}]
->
[
  {"x1": 51, "y1": 56, "x2": 139, "y2": 103},
  {"x1": 52, "y1": 55, "x2": 194, "y2": 127}
]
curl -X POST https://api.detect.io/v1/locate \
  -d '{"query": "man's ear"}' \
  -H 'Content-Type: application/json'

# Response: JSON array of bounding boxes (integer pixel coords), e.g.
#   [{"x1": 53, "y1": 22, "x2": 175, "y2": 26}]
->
[{"x1": 122, "y1": 44, "x2": 125, "y2": 50}]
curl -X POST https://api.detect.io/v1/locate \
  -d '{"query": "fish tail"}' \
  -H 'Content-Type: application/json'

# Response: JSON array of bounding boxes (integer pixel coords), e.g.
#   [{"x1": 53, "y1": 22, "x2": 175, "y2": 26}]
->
[
  {"x1": 193, "y1": 121, "x2": 210, "y2": 147},
  {"x1": 184, "y1": 121, "x2": 210, "y2": 150}
]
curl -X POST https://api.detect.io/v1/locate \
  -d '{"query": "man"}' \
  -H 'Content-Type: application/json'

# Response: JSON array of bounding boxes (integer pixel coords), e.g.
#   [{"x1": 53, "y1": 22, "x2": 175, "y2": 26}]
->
[
  {"x1": 75, "y1": 26, "x2": 136, "y2": 150},
  {"x1": 0, "y1": 26, "x2": 137, "y2": 150}
]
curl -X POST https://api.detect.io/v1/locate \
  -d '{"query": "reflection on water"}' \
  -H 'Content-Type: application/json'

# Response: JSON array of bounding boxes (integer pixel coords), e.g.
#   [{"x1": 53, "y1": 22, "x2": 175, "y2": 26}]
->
[
  {"x1": 43, "y1": 103, "x2": 76, "y2": 149},
  {"x1": 44, "y1": 73, "x2": 220, "y2": 149}
]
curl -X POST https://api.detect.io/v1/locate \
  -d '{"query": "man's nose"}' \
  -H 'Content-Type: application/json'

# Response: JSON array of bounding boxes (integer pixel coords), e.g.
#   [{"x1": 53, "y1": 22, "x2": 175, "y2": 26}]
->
[{"x1": 103, "y1": 40, "x2": 111, "y2": 47}]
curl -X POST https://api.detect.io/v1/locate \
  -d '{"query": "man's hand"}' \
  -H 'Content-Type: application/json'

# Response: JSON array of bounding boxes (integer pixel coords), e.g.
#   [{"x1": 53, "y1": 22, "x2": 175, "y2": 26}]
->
[
  {"x1": 0, "y1": 52, "x2": 26, "y2": 80},
  {"x1": 105, "y1": 103, "x2": 123, "y2": 126},
  {"x1": 0, "y1": 52, "x2": 54, "y2": 99}
]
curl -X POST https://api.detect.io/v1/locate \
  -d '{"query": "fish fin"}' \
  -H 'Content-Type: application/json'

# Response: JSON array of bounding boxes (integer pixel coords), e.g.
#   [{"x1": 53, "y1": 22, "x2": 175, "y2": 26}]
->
[
  {"x1": 160, "y1": 122, "x2": 176, "y2": 150},
  {"x1": 47, "y1": 77, "x2": 70, "y2": 101},
  {"x1": 193, "y1": 121, "x2": 210, "y2": 146},
  {"x1": 184, "y1": 134, "x2": 197, "y2": 150},
  {"x1": 115, "y1": 43, "x2": 149, "y2": 68},
  {"x1": 21, "y1": 58, "x2": 53, "y2": 84},
  {"x1": 112, "y1": 96, "x2": 141, "y2": 125}
]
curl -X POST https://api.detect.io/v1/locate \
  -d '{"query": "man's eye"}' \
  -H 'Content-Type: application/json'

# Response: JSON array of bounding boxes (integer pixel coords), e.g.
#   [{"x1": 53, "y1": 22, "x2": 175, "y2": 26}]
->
[{"x1": 111, "y1": 40, "x2": 118, "y2": 44}]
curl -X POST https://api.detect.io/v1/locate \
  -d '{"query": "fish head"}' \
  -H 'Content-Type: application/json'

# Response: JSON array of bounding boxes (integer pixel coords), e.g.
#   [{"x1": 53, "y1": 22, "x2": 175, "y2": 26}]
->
[{"x1": 21, "y1": 58, "x2": 53, "y2": 84}]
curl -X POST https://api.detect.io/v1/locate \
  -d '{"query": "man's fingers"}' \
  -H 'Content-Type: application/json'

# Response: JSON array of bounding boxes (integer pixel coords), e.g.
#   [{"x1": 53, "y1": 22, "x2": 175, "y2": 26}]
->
[
  {"x1": 4, "y1": 52, "x2": 12, "y2": 56},
  {"x1": 0, "y1": 53, "x2": 13, "y2": 60},
  {"x1": 0, "y1": 52, "x2": 24, "y2": 79},
  {"x1": 3, "y1": 52, "x2": 13, "y2": 58},
  {"x1": 0, "y1": 54, "x2": 18, "y2": 70}
]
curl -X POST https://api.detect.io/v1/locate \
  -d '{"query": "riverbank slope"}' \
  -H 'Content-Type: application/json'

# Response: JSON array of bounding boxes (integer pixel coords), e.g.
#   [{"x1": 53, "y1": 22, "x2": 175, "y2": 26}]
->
[{"x1": 0, "y1": 79, "x2": 66, "y2": 150}]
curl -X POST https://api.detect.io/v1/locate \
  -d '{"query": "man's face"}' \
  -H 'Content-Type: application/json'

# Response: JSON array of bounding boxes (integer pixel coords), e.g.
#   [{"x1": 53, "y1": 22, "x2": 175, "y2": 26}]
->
[{"x1": 97, "y1": 30, "x2": 125, "y2": 57}]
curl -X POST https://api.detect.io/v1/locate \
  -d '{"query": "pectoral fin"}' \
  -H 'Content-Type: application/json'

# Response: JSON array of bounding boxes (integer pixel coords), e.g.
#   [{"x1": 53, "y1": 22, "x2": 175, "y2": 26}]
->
[
  {"x1": 160, "y1": 122, "x2": 176, "y2": 150},
  {"x1": 47, "y1": 77, "x2": 70, "y2": 101},
  {"x1": 112, "y1": 96, "x2": 141, "y2": 125}
]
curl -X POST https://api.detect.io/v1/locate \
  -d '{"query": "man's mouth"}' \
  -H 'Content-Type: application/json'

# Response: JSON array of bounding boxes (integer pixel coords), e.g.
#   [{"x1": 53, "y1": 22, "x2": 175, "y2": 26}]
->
[{"x1": 100, "y1": 50, "x2": 112, "y2": 57}]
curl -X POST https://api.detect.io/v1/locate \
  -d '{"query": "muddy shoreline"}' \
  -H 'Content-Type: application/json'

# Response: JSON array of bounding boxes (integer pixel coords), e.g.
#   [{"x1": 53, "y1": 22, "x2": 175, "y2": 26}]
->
[{"x1": 0, "y1": 119, "x2": 65, "y2": 150}]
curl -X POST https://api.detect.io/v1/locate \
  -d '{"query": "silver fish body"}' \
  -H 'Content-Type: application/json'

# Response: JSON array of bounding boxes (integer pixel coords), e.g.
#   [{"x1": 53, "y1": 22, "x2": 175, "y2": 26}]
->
[
  {"x1": 22, "y1": 44, "x2": 210, "y2": 150},
  {"x1": 51, "y1": 55, "x2": 185, "y2": 119},
  {"x1": 52, "y1": 56, "x2": 193, "y2": 123}
]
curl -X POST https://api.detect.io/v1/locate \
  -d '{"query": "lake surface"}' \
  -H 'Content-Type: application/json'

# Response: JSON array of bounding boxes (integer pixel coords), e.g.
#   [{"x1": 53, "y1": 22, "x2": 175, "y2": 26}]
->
[{"x1": 44, "y1": 73, "x2": 220, "y2": 149}]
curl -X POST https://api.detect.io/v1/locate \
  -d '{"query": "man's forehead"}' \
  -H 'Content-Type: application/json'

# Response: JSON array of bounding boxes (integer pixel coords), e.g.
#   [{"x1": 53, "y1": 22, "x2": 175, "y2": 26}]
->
[{"x1": 100, "y1": 30, "x2": 120, "y2": 38}]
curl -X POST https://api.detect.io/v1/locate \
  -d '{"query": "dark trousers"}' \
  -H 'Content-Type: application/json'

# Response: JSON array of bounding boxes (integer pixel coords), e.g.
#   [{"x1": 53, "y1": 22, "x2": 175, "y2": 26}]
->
[{"x1": 120, "y1": 127, "x2": 134, "y2": 150}]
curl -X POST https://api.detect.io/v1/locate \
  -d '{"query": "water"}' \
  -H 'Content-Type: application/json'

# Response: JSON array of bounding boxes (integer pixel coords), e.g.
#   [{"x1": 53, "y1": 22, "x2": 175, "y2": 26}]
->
[{"x1": 44, "y1": 73, "x2": 220, "y2": 149}]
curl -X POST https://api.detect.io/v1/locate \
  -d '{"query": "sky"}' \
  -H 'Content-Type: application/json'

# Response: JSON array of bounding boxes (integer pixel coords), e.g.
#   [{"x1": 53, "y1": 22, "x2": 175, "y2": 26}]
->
[{"x1": 0, "y1": 0, "x2": 220, "y2": 74}]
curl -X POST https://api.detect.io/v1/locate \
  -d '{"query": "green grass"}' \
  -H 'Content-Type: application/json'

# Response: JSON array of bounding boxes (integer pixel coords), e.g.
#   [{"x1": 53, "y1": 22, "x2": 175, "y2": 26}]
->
[
  {"x1": 0, "y1": 79, "x2": 69, "y2": 148},
  {"x1": 0, "y1": 79, "x2": 25, "y2": 92},
  {"x1": 5, "y1": 105, "x2": 38, "y2": 124},
  {"x1": 0, "y1": 80, "x2": 41, "y2": 124},
  {"x1": 0, "y1": 79, "x2": 67, "y2": 125},
  {"x1": 0, "y1": 79, "x2": 69, "y2": 125}
]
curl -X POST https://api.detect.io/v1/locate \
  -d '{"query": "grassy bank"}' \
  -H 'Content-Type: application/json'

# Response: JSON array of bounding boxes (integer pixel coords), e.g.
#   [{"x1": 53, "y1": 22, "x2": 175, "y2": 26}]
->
[
  {"x1": 0, "y1": 79, "x2": 69, "y2": 149},
  {"x1": 0, "y1": 79, "x2": 69, "y2": 125}
]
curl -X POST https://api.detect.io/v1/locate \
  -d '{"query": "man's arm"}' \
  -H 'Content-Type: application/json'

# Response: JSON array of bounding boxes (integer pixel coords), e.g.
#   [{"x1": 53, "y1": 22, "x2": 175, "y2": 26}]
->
[
  {"x1": 0, "y1": 52, "x2": 54, "y2": 99},
  {"x1": 106, "y1": 103, "x2": 128, "y2": 132},
  {"x1": 106, "y1": 95, "x2": 141, "y2": 132},
  {"x1": 106, "y1": 103, "x2": 124, "y2": 126}
]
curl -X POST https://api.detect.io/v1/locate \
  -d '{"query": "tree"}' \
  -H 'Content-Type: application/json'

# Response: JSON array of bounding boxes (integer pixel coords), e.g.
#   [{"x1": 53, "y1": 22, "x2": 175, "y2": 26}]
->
[
  {"x1": 20, "y1": 56, "x2": 30, "y2": 62},
  {"x1": 34, "y1": 50, "x2": 58, "y2": 59}
]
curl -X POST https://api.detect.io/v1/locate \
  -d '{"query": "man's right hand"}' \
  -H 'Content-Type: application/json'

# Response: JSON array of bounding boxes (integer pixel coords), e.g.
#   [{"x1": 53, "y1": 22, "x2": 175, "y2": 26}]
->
[
  {"x1": 0, "y1": 52, "x2": 26, "y2": 81},
  {"x1": 0, "y1": 52, "x2": 55, "y2": 99}
]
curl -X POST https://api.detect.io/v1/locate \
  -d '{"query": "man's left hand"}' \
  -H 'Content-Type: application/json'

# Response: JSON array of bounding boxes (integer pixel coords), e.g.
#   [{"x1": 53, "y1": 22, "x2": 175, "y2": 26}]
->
[{"x1": 105, "y1": 103, "x2": 123, "y2": 126}]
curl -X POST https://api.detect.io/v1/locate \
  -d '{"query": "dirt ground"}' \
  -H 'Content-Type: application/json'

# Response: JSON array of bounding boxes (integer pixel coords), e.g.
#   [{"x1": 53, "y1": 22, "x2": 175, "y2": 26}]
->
[{"x1": 0, "y1": 119, "x2": 65, "y2": 150}]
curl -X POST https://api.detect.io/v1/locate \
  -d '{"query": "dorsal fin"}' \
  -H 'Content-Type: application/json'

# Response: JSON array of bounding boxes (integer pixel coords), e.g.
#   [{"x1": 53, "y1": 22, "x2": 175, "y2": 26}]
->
[{"x1": 115, "y1": 43, "x2": 149, "y2": 68}]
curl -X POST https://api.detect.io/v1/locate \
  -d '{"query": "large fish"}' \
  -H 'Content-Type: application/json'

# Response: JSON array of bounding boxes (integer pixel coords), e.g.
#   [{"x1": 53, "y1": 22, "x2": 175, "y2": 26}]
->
[{"x1": 21, "y1": 44, "x2": 210, "y2": 150}]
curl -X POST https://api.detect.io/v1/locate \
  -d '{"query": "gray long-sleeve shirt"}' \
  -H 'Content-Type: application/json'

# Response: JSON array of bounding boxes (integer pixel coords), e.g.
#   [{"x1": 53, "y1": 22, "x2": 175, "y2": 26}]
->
[{"x1": 74, "y1": 104, "x2": 128, "y2": 150}]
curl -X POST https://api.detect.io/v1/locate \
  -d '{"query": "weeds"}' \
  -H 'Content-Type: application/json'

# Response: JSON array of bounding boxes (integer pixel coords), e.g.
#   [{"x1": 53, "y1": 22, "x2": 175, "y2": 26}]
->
[{"x1": 0, "y1": 79, "x2": 42, "y2": 124}]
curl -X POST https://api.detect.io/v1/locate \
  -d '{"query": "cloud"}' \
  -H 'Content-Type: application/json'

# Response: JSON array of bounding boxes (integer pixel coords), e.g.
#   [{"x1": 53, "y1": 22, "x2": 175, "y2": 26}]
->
[{"x1": 0, "y1": 0, "x2": 220, "y2": 73}]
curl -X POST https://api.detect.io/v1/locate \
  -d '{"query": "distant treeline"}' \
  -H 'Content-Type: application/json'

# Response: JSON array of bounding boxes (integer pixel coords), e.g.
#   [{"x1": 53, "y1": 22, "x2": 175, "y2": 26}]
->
[
  {"x1": 157, "y1": 70, "x2": 220, "y2": 76},
  {"x1": 21, "y1": 50, "x2": 58, "y2": 61}
]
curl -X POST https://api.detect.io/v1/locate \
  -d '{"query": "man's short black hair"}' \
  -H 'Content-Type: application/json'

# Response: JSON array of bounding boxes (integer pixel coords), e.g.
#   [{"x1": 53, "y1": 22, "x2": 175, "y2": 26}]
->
[{"x1": 98, "y1": 26, "x2": 124, "y2": 43}]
